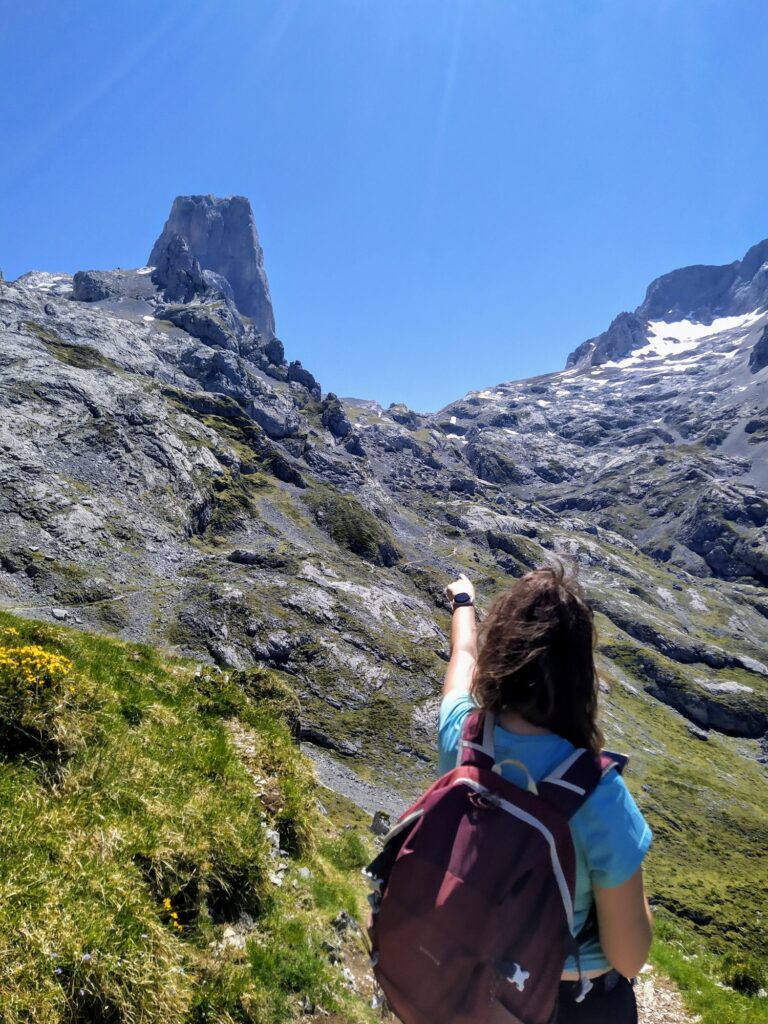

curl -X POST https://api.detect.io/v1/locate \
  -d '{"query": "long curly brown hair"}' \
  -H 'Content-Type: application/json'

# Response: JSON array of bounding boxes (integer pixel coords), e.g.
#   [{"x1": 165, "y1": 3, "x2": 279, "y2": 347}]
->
[{"x1": 471, "y1": 564, "x2": 603, "y2": 753}]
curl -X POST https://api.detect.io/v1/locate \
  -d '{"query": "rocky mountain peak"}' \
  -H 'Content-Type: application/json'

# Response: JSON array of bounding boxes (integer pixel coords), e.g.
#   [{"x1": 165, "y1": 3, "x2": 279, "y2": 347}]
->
[
  {"x1": 567, "y1": 237, "x2": 768, "y2": 369},
  {"x1": 149, "y1": 195, "x2": 275, "y2": 335},
  {"x1": 637, "y1": 236, "x2": 768, "y2": 323}
]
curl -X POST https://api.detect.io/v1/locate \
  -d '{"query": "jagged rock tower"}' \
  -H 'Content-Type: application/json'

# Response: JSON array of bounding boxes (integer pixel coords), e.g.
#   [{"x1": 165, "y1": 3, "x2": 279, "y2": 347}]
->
[{"x1": 149, "y1": 195, "x2": 276, "y2": 336}]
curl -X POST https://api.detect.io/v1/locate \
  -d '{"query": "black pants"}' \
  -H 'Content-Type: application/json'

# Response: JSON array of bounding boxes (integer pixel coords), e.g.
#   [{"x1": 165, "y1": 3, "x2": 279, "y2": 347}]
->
[{"x1": 555, "y1": 972, "x2": 637, "y2": 1024}]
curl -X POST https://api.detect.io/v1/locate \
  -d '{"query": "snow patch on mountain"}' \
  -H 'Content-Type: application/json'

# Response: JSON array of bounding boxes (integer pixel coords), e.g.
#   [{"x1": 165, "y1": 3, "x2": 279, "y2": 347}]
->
[
  {"x1": 607, "y1": 310, "x2": 765, "y2": 370},
  {"x1": 646, "y1": 310, "x2": 763, "y2": 355},
  {"x1": 12, "y1": 271, "x2": 73, "y2": 296}
]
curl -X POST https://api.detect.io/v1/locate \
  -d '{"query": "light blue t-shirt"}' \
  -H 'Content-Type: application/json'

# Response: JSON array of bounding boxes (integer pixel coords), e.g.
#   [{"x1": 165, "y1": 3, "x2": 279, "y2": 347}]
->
[{"x1": 438, "y1": 691, "x2": 652, "y2": 973}]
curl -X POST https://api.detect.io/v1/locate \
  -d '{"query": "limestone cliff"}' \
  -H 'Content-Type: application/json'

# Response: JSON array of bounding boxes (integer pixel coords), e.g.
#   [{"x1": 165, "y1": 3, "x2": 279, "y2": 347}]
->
[{"x1": 149, "y1": 195, "x2": 276, "y2": 335}]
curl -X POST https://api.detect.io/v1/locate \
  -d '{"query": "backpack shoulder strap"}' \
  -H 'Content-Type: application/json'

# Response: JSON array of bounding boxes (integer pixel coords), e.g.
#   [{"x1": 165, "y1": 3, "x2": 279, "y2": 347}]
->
[
  {"x1": 537, "y1": 749, "x2": 619, "y2": 818},
  {"x1": 456, "y1": 708, "x2": 496, "y2": 770}
]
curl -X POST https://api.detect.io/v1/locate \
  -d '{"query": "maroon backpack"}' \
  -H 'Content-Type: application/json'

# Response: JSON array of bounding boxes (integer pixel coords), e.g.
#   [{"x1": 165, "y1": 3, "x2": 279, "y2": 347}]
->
[{"x1": 365, "y1": 710, "x2": 618, "y2": 1024}]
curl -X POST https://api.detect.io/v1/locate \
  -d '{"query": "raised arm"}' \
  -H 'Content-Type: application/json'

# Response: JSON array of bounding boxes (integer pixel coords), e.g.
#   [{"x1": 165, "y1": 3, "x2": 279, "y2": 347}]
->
[{"x1": 442, "y1": 573, "x2": 478, "y2": 698}]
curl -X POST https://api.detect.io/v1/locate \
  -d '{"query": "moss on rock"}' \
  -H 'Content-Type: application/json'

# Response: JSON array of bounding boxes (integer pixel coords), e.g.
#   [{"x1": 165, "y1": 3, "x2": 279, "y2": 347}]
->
[{"x1": 304, "y1": 486, "x2": 401, "y2": 566}]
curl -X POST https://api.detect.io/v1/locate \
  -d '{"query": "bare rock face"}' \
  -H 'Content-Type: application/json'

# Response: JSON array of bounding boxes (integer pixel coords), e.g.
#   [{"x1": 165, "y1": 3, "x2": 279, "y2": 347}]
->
[
  {"x1": 149, "y1": 196, "x2": 275, "y2": 335},
  {"x1": 637, "y1": 237, "x2": 768, "y2": 322},
  {"x1": 150, "y1": 233, "x2": 209, "y2": 304},
  {"x1": 566, "y1": 312, "x2": 648, "y2": 369},
  {"x1": 72, "y1": 268, "x2": 158, "y2": 303},
  {"x1": 750, "y1": 323, "x2": 768, "y2": 373}
]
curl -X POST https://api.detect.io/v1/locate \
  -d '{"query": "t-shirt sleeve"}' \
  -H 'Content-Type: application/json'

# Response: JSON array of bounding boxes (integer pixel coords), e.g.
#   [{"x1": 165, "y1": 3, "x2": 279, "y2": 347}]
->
[
  {"x1": 574, "y1": 769, "x2": 653, "y2": 888},
  {"x1": 437, "y1": 690, "x2": 477, "y2": 775}
]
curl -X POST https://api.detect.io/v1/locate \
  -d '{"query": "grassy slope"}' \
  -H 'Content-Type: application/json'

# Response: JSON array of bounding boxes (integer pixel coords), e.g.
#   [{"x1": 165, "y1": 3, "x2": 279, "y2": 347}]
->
[
  {"x1": 1, "y1": 615, "x2": 767, "y2": 1024},
  {"x1": 0, "y1": 611, "x2": 376, "y2": 1024},
  {"x1": 598, "y1": 657, "x2": 768, "y2": 1023}
]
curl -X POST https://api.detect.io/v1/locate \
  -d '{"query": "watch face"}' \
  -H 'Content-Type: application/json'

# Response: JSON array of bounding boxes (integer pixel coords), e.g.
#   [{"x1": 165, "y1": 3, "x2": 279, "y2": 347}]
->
[{"x1": 453, "y1": 592, "x2": 472, "y2": 605}]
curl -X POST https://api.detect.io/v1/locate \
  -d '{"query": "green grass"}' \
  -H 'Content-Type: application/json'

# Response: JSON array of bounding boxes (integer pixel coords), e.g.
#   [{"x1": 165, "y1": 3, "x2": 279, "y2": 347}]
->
[
  {"x1": 205, "y1": 469, "x2": 270, "y2": 536},
  {"x1": 0, "y1": 612, "x2": 377, "y2": 1024},
  {"x1": 651, "y1": 916, "x2": 767, "y2": 1024},
  {"x1": 43, "y1": 340, "x2": 119, "y2": 372},
  {"x1": 304, "y1": 486, "x2": 401, "y2": 567},
  {"x1": 598, "y1": 659, "x2": 768, "y2": 1022}
]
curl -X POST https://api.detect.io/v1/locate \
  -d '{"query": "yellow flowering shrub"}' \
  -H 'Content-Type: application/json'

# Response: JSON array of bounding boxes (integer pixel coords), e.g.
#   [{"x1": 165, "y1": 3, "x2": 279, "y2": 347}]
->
[{"x1": 0, "y1": 643, "x2": 74, "y2": 744}]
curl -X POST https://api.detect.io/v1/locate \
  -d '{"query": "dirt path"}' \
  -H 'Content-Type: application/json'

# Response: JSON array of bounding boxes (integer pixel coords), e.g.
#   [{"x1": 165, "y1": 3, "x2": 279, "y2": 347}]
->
[
  {"x1": 635, "y1": 966, "x2": 699, "y2": 1024},
  {"x1": 303, "y1": 745, "x2": 409, "y2": 821}
]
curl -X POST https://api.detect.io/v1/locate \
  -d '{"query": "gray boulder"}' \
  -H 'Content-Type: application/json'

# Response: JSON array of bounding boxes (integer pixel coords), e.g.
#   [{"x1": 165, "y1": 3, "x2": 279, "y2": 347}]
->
[
  {"x1": 387, "y1": 403, "x2": 423, "y2": 429},
  {"x1": 287, "y1": 360, "x2": 321, "y2": 398},
  {"x1": 321, "y1": 393, "x2": 352, "y2": 439},
  {"x1": 263, "y1": 338, "x2": 285, "y2": 366},
  {"x1": 72, "y1": 268, "x2": 157, "y2": 303},
  {"x1": 72, "y1": 270, "x2": 119, "y2": 303}
]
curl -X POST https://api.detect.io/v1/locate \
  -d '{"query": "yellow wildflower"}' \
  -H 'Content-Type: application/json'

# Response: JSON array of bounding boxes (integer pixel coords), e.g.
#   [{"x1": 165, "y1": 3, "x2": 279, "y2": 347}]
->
[{"x1": 0, "y1": 645, "x2": 73, "y2": 688}]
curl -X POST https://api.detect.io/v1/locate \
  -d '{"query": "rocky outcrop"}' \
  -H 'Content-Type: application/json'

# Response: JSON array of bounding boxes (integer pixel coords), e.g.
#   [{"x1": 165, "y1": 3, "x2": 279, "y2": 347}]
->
[
  {"x1": 566, "y1": 312, "x2": 649, "y2": 369},
  {"x1": 750, "y1": 324, "x2": 768, "y2": 373},
  {"x1": 73, "y1": 270, "x2": 122, "y2": 303},
  {"x1": 286, "y1": 360, "x2": 321, "y2": 399},
  {"x1": 149, "y1": 195, "x2": 275, "y2": 335},
  {"x1": 679, "y1": 495, "x2": 768, "y2": 584},
  {"x1": 321, "y1": 394, "x2": 352, "y2": 439},
  {"x1": 637, "y1": 237, "x2": 768, "y2": 322},
  {"x1": 72, "y1": 268, "x2": 157, "y2": 303},
  {"x1": 158, "y1": 303, "x2": 245, "y2": 352},
  {"x1": 150, "y1": 233, "x2": 210, "y2": 304}
]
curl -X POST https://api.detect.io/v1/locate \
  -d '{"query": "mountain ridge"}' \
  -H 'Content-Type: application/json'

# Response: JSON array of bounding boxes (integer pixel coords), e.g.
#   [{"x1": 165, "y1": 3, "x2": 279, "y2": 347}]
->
[{"x1": 567, "y1": 236, "x2": 768, "y2": 368}]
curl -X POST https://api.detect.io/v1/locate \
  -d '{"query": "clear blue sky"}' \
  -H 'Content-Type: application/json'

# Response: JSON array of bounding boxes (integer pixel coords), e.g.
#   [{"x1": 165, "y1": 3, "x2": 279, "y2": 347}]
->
[{"x1": 2, "y1": 1, "x2": 767, "y2": 411}]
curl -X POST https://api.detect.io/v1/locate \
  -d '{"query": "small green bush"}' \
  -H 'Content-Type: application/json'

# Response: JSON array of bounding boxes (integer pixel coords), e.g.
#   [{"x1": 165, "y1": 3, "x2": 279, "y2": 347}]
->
[
  {"x1": 323, "y1": 829, "x2": 370, "y2": 872},
  {"x1": 195, "y1": 671, "x2": 248, "y2": 719},
  {"x1": 722, "y1": 954, "x2": 767, "y2": 996},
  {"x1": 232, "y1": 668, "x2": 301, "y2": 740}
]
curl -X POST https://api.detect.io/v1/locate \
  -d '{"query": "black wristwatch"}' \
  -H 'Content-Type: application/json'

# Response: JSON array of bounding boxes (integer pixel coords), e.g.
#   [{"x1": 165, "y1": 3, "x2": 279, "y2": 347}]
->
[{"x1": 451, "y1": 592, "x2": 474, "y2": 610}]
